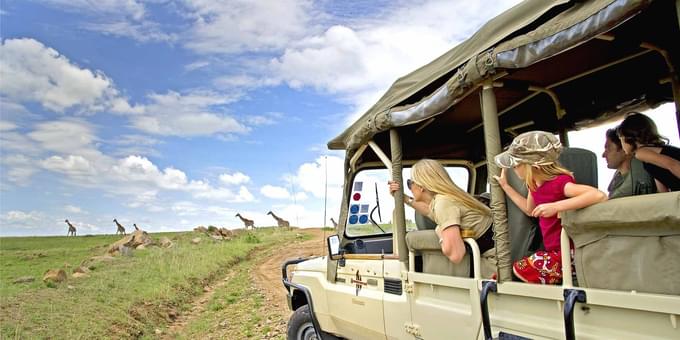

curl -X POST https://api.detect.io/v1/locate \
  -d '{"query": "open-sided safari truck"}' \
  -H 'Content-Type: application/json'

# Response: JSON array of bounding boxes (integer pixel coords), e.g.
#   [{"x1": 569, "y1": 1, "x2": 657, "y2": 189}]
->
[{"x1": 282, "y1": 0, "x2": 680, "y2": 339}]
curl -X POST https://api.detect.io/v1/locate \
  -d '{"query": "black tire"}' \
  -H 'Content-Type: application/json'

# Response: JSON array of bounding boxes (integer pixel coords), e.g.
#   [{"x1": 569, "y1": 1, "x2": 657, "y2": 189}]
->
[{"x1": 287, "y1": 305, "x2": 341, "y2": 340}]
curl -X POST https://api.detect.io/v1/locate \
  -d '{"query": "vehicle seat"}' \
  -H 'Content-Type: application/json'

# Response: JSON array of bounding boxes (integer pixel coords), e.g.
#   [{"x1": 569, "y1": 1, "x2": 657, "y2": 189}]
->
[
  {"x1": 406, "y1": 229, "x2": 471, "y2": 277},
  {"x1": 504, "y1": 147, "x2": 598, "y2": 263},
  {"x1": 561, "y1": 192, "x2": 680, "y2": 295}
]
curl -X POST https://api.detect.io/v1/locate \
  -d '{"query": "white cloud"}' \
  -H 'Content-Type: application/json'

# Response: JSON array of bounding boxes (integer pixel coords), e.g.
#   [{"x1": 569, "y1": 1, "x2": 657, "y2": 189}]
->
[
  {"x1": 0, "y1": 154, "x2": 38, "y2": 185},
  {"x1": 0, "y1": 38, "x2": 137, "y2": 114},
  {"x1": 28, "y1": 120, "x2": 96, "y2": 154},
  {"x1": 113, "y1": 155, "x2": 190, "y2": 189},
  {"x1": 183, "y1": 0, "x2": 317, "y2": 54},
  {"x1": 64, "y1": 205, "x2": 84, "y2": 214},
  {"x1": 292, "y1": 155, "x2": 344, "y2": 199},
  {"x1": 219, "y1": 171, "x2": 250, "y2": 185},
  {"x1": 0, "y1": 121, "x2": 17, "y2": 131},
  {"x1": 83, "y1": 21, "x2": 177, "y2": 43},
  {"x1": 132, "y1": 90, "x2": 248, "y2": 137},
  {"x1": 41, "y1": 155, "x2": 96, "y2": 176},
  {"x1": 40, "y1": 0, "x2": 146, "y2": 21},
  {"x1": 1, "y1": 210, "x2": 44, "y2": 228},
  {"x1": 260, "y1": 184, "x2": 290, "y2": 199}
]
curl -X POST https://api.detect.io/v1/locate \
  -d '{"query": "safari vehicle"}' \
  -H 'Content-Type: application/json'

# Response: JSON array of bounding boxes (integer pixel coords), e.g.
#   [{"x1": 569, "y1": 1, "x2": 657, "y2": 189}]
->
[{"x1": 283, "y1": 0, "x2": 680, "y2": 339}]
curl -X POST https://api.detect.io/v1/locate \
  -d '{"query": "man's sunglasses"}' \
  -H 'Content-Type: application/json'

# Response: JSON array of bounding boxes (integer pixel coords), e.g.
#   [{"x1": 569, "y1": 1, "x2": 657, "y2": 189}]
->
[{"x1": 406, "y1": 179, "x2": 414, "y2": 189}]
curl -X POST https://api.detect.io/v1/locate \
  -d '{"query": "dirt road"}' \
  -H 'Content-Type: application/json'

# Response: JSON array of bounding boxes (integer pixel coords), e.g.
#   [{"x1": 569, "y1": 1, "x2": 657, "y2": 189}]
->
[{"x1": 165, "y1": 228, "x2": 328, "y2": 339}]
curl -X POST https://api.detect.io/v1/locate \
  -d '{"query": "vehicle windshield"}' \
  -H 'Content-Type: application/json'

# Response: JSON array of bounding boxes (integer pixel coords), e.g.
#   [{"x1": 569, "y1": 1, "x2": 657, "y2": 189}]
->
[{"x1": 345, "y1": 165, "x2": 469, "y2": 237}]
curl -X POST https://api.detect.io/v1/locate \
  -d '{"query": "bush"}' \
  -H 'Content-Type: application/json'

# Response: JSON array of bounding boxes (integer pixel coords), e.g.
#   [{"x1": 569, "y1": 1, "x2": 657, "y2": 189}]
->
[
  {"x1": 207, "y1": 226, "x2": 218, "y2": 233},
  {"x1": 243, "y1": 233, "x2": 260, "y2": 244}
]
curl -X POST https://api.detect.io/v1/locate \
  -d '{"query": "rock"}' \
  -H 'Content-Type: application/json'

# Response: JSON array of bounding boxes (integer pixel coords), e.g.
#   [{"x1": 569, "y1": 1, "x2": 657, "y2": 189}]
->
[
  {"x1": 136, "y1": 244, "x2": 146, "y2": 250},
  {"x1": 219, "y1": 228, "x2": 233, "y2": 237},
  {"x1": 191, "y1": 237, "x2": 201, "y2": 245},
  {"x1": 219, "y1": 320, "x2": 229, "y2": 328},
  {"x1": 13, "y1": 276, "x2": 35, "y2": 284},
  {"x1": 194, "y1": 226, "x2": 208, "y2": 233},
  {"x1": 210, "y1": 234, "x2": 223, "y2": 241},
  {"x1": 203, "y1": 286, "x2": 211, "y2": 292},
  {"x1": 80, "y1": 255, "x2": 116, "y2": 269},
  {"x1": 159, "y1": 237, "x2": 173, "y2": 248},
  {"x1": 72, "y1": 272, "x2": 89, "y2": 279},
  {"x1": 155, "y1": 328, "x2": 162, "y2": 335},
  {"x1": 67, "y1": 285, "x2": 75, "y2": 289},
  {"x1": 73, "y1": 266, "x2": 90, "y2": 274},
  {"x1": 107, "y1": 230, "x2": 154, "y2": 255},
  {"x1": 43, "y1": 269, "x2": 67, "y2": 283}
]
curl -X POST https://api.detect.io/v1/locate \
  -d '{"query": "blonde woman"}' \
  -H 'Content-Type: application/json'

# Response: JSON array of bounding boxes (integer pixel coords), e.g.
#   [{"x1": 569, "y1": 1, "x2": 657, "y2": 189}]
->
[
  {"x1": 494, "y1": 131, "x2": 607, "y2": 284},
  {"x1": 389, "y1": 159, "x2": 494, "y2": 265}
]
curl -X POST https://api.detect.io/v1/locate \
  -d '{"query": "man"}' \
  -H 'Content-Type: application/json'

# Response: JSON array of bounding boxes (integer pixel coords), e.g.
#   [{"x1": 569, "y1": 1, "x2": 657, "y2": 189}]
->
[{"x1": 603, "y1": 128, "x2": 656, "y2": 198}]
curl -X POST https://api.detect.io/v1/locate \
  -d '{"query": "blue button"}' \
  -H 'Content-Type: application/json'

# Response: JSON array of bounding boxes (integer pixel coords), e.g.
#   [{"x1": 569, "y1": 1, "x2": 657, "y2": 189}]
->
[
  {"x1": 350, "y1": 204, "x2": 360, "y2": 214},
  {"x1": 359, "y1": 215, "x2": 368, "y2": 224},
  {"x1": 348, "y1": 215, "x2": 359, "y2": 224}
]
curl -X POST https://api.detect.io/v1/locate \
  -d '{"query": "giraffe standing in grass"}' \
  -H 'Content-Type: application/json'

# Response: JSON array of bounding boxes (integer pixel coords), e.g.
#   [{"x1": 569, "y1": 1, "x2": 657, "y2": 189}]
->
[
  {"x1": 267, "y1": 211, "x2": 290, "y2": 229},
  {"x1": 113, "y1": 219, "x2": 126, "y2": 235},
  {"x1": 65, "y1": 219, "x2": 76, "y2": 236},
  {"x1": 330, "y1": 218, "x2": 338, "y2": 228},
  {"x1": 235, "y1": 213, "x2": 255, "y2": 230}
]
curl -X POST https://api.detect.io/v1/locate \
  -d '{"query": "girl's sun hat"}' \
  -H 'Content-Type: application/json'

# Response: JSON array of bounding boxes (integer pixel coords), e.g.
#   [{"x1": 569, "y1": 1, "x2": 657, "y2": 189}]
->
[{"x1": 495, "y1": 131, "x2": 563, "y2": 168}]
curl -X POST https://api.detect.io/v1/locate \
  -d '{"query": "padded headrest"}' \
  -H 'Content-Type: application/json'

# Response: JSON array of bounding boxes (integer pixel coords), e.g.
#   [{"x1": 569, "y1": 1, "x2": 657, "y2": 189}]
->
[{"x1": 559, "y1": 147, "x2": 598, "y2": 187}]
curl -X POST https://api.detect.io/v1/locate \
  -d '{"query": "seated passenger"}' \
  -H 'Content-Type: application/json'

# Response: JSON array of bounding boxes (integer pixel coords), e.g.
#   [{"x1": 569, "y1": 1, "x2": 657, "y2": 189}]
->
[
  {"x1": 602, "y1": 127, "x2": 656, "y2": 198},
  {"x1": 494, "y1": 131, "x2": 607, "y2": 285},
  {"x1": 389, "y1": 159, "x2": 494, "y2": 265},
  {"x1": 617, "y1": 112, "x2": 680, "y2": 192}
]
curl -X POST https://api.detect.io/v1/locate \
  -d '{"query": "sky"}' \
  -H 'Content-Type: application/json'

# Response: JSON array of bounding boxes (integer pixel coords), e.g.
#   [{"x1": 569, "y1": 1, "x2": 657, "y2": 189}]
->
[{"x1": 1, "y1": 0, "x2": 678, "y2": 236}]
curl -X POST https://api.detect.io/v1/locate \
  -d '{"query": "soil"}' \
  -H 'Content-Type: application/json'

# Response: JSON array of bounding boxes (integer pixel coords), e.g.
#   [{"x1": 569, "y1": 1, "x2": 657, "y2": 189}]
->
[{"x1": 163, "y1": 228, "x2": 328, "y2": 339}]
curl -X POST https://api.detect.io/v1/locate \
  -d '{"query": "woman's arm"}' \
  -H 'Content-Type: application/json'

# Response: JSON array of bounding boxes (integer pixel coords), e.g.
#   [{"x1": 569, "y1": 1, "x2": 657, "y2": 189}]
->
[
  {"x1": 531, "y1": 182, "x2": 607, "y2": 218},
  {"x1": 494, "y1": 168, "x2": 534, "y2": 216},
  {"x1": 440, "y1": 225, "x2": 466, "y2": 264},
  {"x1": 635, "y1": 147, "x2": 680, "y2": 180}
]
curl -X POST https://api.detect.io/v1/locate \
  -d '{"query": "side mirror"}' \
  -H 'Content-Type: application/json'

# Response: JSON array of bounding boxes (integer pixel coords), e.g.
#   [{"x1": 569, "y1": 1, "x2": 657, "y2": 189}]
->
[{"x1": 327, "y1": 234, "x2": 341, "y2": 259}]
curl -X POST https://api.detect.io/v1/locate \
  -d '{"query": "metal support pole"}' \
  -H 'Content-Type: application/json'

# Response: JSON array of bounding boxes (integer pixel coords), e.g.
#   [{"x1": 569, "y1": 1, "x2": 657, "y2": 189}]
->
[
  {"x1": 481, "y1": 81, "x2": 512, "y2": 282},
  {"x1": 390, "y1": 129, "x2": 408, "y2": 263}
]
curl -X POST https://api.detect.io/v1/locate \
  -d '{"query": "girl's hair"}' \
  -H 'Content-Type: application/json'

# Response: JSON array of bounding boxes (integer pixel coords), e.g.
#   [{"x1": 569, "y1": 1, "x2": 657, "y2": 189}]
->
[
  {"x1": 617, "y1": 112, "x2": 668, "y2": 149},
  {"x1": 521, "y1": 162, "x2": 573, "y2": 192},
  {"x1": 412, "y1": 159, "x2": 491, "y2": 215}
]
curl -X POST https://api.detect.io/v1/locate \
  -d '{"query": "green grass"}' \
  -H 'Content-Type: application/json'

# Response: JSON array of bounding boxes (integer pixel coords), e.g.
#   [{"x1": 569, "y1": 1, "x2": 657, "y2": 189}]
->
[{"x1": 0, "y1": 228, "x2": 300, "y2": 339}]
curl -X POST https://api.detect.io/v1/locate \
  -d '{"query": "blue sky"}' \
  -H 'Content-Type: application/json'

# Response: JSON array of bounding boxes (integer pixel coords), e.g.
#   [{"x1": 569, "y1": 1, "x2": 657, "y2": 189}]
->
[{"x1": 1, "y1": 0, "x2": 678, "y2": 236}]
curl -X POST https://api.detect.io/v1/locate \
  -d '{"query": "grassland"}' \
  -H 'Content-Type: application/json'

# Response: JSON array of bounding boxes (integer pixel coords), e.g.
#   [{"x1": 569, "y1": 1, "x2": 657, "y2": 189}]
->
[{"x1": 0, "y1": 227, "x2": 306, "y2": 339}]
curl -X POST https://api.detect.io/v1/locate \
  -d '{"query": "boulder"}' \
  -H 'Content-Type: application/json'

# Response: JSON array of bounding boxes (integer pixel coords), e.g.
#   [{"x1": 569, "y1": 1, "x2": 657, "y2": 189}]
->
[
  {"x1": 210, "y1": 234, "x2": 223, "y2": 241},
  {"x1": 191, "y1": 237, "x2": 201, "y2": 244},
  {"x1": 108, "y1": 230, "x2": 154, "y2": 254},
  {"x1": 13, "y1": 276, "x2": 35, "y2": 284},
  {"x1": 159, "y1": 237, "x2": 173, "y2": 248},
  {"x1": 73, "y1": 266, "x2": 90, "y2": 274},
  {"x1": 219, "y1": 228, "x2": 233, "y2": 238},
  {"x1": 81, "y1": 255, "x2": 116, "y2": 269},
  {"x1": 136, "y1": 244, "x2": 146, "y2": 250},
  {"x1": 194, "y1": 226, "x2": 208, "y2": 233},
  {"x1": 43, "y1": 269, "x2": 67, "y2": 283}
]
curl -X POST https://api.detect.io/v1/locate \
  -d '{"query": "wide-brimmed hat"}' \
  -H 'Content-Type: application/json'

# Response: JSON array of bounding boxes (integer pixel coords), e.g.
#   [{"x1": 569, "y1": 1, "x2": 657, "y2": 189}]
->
[{"x1": 494, "y1": 131, "x2": 562, "y2": 168}]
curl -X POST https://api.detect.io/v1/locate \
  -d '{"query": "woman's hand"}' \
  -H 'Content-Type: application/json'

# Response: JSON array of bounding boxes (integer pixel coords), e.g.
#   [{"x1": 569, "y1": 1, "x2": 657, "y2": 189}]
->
[
  {"x1": 388, "y1": 180, "x2": 400, "y2": 196},
  {"x1": 531, "y1": 203, "x2": 559, "y2": 218},
  {"x1": 493, "y1": 168, "x2": 508, "y2": 189}
]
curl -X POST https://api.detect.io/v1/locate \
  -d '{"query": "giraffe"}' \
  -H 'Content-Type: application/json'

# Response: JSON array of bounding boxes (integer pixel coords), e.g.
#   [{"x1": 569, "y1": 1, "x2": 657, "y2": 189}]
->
[
  {"x1": 267, "y1": 211, "x2": 290, "y2": 229},
  {"x1": 133, "y1": 223, "x2": 140, "y2": 231},
  {"x1": 65, "y1": 219, "x2": 76, "y2": 237},
  {"x1": 330, "y1": 217, "x2": 338, "y2": 228},
  {"x1": 235, "y1": 213, "x2": 255, "y2": 230},
  {"x1": 113, "y1": 219, "x2": 126, "y2": 235}
]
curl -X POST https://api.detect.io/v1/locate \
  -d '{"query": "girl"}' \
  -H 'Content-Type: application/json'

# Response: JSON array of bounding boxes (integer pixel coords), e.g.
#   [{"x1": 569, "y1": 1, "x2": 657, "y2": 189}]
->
[
  {"x1": 494, "y1": 131, "x2": 607, "y2": 284},
  {"x1": 617, "y1": 112, "x2": 680, "y2": 192},
  {"x1": 389, "y1": 159, "x2": 494, "y2": 266}
]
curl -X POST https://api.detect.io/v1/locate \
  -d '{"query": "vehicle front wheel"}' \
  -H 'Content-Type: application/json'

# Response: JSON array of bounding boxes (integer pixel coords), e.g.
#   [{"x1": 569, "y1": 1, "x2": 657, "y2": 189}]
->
[{"x1": 287, "y1": 305, "x2": 340, "y2": 340}]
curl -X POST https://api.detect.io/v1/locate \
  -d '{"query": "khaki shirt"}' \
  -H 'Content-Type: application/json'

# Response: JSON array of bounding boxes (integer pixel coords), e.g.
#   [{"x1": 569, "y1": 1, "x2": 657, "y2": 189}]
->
[{"x1": 427, "y1": 194, "x2": 492, "y2": 239}]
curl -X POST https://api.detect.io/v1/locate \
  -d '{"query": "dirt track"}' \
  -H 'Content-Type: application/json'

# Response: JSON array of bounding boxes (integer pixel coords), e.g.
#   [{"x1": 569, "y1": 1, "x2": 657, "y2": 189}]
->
[{"x1": 165, "y1": 228, "x2": 328, "y2": 339}]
